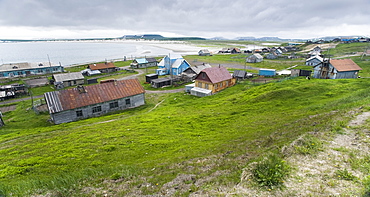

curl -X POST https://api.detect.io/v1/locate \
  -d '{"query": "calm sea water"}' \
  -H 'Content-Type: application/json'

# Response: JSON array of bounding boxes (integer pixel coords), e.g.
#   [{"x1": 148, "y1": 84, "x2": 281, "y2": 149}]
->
[{"x1": 0, "y1": 41, "x2": 176, "y2": 66}]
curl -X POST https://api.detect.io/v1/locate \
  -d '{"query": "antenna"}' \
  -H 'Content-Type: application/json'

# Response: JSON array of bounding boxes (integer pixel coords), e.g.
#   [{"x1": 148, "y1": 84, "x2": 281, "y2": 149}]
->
[{"x1": 47, "y1": 54, "x2": 51, "y2": 67}]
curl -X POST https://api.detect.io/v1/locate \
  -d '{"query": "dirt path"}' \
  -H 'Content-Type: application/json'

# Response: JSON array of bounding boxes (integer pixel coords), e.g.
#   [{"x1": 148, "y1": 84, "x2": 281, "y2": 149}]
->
[{"x1": 227, "y1": 110, "x2": 370, "y2": 196}]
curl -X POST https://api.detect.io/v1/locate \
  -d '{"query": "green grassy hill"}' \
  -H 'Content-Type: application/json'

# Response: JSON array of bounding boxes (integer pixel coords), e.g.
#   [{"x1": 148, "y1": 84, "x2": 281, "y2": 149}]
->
[
  {"x1": 1, "y1": 76, "x2": 370, "y2": 196},
  {"x1": 1, "y1": 42, "x2": 370, "y2": 196}
]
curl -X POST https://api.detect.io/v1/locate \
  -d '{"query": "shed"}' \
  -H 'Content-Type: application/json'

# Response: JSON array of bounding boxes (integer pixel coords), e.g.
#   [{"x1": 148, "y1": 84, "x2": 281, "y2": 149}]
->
[
  {"x1": 44, "y1": 78, "x2": 145, "y2": 124},
  {"x1": 233, "y1": 70, "x2": 248, "y2": 80},
  {"x1": 198, "y1": 49, "x2": 211, "y2": 56},
  {"x1": 53, "y1": 72, "x2": 85, "y2": 89},
  {"x1": 145, "y1": 74, "x2": 158, "y2": 83},
  {"x1": 185, "y1": 83, "x2": 195, "y2": 93},
  {"x1": 150, "y1": 77, "x2": 172, "y2": 88},
  {"x1": 291, "y1": 69, "x2": 312, "y2": 77},
  {"x1": 259, "y1": 69, "x2": 276, "y2": 77}
]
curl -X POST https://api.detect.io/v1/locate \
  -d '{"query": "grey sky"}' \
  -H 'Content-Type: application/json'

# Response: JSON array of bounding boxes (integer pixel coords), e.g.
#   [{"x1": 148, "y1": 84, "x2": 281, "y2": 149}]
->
[{"x1": 0, "y1": 0, "x2": 369, "y2": 39}]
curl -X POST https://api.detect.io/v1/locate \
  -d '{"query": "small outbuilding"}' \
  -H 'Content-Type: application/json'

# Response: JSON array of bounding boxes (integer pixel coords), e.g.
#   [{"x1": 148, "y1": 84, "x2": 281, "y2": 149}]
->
[
  {"x1": 150, "y1": 77, "x2": 172, "y2": 88},
  {"x1": 259, "y1": 69, "x2": 276, "y2": 77},
  {"x1": 53, "y1": 72, "x2": 85, "y2": 89},
  {"x1": 291, "y1": 69, "x2": 312, "y2": 77},
  {"x1": 198, "y1": 49, "x2": 211, "y2": 56},
  {"x1": 145, "y1": 74, "x2": 158, "y2": 83}
]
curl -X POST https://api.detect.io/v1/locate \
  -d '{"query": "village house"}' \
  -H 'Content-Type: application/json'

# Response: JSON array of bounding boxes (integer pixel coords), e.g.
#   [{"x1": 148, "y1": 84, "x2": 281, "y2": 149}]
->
[
  {"x1": 156, "y1": 54, "x2": 190, "y2": 76},
  {"x1": 130, "y1": 58, "x2": 158, "y2": 69},
  {"x1": 190, "y1": 66, "x2": 236, "y2": 97},
  {"x1": 266, "y1": 52, "x2": 278, "y2": 59},
  {"x1": 182, "y1": 63, "x2": 212, "y2": 80},
  {"x1": 44, "y1": 78, "x2": 145, "y2": 124},
  {"x1": 88, "y1": 62, "x2": 118, "y2": 73},
  {"x1": 313, "y1": 59, "x2": 362, "y2": 79},
  {"x1": 52, "y1": 72, "x2": 85, "y2": 89},
  {"x1": 308, "y1": 46, "x2": 322, "y2": 57},
  {"x1": 198, "y1": 49, "x2": 211, "y2": 56},
  {"x1": 0, "y1": 62, "x2": 63, "y2": 78},
  {"x1": 306, "y1": 55, "x2": 324, "y2": 66},
  {"x1": 246, "y1": 54, "x2": 264, "y2": 63}
]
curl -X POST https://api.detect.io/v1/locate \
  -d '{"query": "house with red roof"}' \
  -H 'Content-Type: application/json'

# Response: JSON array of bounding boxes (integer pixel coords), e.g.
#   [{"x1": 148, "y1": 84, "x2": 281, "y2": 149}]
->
[
  {"x1": 88, "y1": 62, "x2": 118, "y2": 73},
  {"x1": 313, "y1": 59, "x2": 362, "y2": 79},
  {"x1": 190, "y1": 66, "x2": 236, "y2": 97},
  {"x1": 44, "y1": 78, "x2": 145, "y2": 124}
]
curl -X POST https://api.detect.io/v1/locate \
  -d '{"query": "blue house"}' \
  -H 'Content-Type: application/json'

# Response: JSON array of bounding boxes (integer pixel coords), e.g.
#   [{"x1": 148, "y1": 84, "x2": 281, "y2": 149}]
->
[
  {"x1": 156, "y1": 54, "x2": 191, "y2": 76},
  {"x1": 0, "y1": 62, "x2": 64, "y2": 78}
]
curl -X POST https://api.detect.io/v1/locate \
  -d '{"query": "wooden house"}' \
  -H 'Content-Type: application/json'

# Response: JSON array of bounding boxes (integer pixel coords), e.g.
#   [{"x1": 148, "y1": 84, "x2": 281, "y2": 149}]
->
[
  {"x1": 313, "y1": 59, "x2": 362, "y2": 79},
  {"x1": 306, "y1": 55, "x2": 324, "y2": 66},
  {"x1": 145, "y1": 74, "x2": 158, "y2": 83},
  {"x1": 266, "y1": 52, "x2": 278, "y2": 59},
  {"x1": 246, "y1": 54, "x2": 264, "y2": 63},
  {"x1": 198, "y1": 49, "x2": 211, "y2": 56},
  {"x1": 0, "y1": 62, "x2": 63, "y2": 78},
  {"x1": 44, "y1": 79, "x2": 145, "y2": 124},
  {"x1": 191, "y1": 66, "x2": 236, "y2": 97},
  {"x1": 130, "y1": 58, "x2": 158, "y2": 69},
  {"x1": 150, "y1": 77, "x2": 172, "y2": 88},
  {"x1": 53, "y1": 72, "x2": 85, "y2": 89},
  {"x1": 88, "y1": 62, "x2": 117, "y2": 73},
  {"x1": 156, "y1": 54, "x2": 190, "y2": 76},
  {"x1": 182, "y1": 63, "x2": 212, "y2": 80}
]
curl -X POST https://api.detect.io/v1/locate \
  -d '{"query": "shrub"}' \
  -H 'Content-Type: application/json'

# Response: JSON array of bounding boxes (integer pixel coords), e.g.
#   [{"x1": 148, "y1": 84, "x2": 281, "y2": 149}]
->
[{"x1": 251, "y1": 153, "x2": 290, "y2": 189}]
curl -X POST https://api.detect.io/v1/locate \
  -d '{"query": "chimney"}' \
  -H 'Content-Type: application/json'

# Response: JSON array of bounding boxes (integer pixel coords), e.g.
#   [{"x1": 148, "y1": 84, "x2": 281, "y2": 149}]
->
[{"x1": 77, "y1": 85, "x2": 87, "y2": 93}]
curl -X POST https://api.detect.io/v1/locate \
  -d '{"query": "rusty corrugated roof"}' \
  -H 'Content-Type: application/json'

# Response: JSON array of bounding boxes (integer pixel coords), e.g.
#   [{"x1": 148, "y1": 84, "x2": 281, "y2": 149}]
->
[
  {"x1": 199, "y1": 67, "x2": 232, "y2": 84},
  {"x1": 88, "y1": 62, "x2": 116, "y2": 71},
  {"x1": 44, "y1": 78, "x2": 144, "y2": 113},
  {"x1": 330, "y1": 59, "x2": 362, "y2": 72}
]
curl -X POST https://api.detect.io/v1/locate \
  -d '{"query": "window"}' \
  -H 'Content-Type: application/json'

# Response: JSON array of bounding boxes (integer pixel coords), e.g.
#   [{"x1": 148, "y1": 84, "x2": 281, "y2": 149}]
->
[
  {"x1": 92, "y1": 106, "x2": 102, "y2": 113},
  {"x1": 226, "y1": 80, "x2": 229, "y2": 87},
  {"x1": 220, "y1": 82, "x2": 223, "y2": 88},
  {"x1": 202, "y1": 72, "x2": 206, "y2": 79},
  {"x1": 76, "y1": 110, "x2": 83, "y2": 117},
  {"x1": 109, "y1": 101, "x2": 119, "y2": 109},
  {"x1": 125, "y1": 98, "x2": 131, "y2": 105},
  {"x1": 205, "y1": 83, "x2": 209, "y2": 89},
  {"x1": 198, "y1": 82, "x2": 202, "y2": 88}
]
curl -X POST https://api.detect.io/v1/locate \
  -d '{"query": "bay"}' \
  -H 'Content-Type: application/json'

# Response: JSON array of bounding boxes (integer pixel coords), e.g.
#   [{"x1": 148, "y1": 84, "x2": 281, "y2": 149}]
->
[{"x1": 0, "y1": 41, "x2": 178, "y2": 66}]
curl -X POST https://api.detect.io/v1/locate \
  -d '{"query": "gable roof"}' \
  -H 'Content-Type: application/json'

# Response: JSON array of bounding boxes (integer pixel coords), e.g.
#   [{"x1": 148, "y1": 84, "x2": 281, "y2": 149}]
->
[
  {"x1": 146, "y1": 58, "x2": 157, "y2": 63},
  {"x1": 188, "y1": 64, "x2": 212, "y2": 74},
  {"x1": 135, "y1": 58, "x2": 148, "y2": 64},
  {"x1": 330, "y1": 59, "x2": 362, "y2": 72},
  {"x1": 233, "y1": 70, "x2": 247, "y2": 78},
  {"x1": 172, "y1": 59, "x2": 190, "y2": 68},
  {"x1": 306, "y1": 55, "x2": 324, "y2": 62},
  {"x1": 53, "y1": 72, "x2": 84, "y2": 83},
  {"x1": 44, "y1": 79, "x2": 145, "y2": 114},
  {"x1": 88, "y1": 62, "x2": 116, "y2": 71},
  {"x1": 199, "y1": 67, "x2": 232, "y2": 84}
]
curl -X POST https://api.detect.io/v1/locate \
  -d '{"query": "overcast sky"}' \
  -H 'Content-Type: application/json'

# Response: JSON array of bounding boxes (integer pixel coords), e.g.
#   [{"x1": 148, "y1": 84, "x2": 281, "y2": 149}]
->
[{"x1": 0, "y1": 0, "x2": 369, "y2": 40}]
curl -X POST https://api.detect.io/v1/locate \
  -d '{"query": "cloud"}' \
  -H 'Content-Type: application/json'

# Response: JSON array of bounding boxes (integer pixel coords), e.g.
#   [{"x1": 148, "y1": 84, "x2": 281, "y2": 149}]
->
[{"x1": 0, "y1": 0, "x2": 369, "y2": 39}]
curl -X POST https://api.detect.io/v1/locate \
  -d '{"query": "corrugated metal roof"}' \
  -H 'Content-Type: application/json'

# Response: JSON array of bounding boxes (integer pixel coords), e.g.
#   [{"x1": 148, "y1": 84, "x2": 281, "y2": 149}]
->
[
  {"x1": 88, "y1": 62, "x2": 116, "y2": 71},
  {"x1": 330, "y1": 59, "x2": 362, "y2": 72},
  {"x1": 146, "y1": 58, "x2": 157, "y2": 63},
  {"x1": 172, "y1": 59, "x2": 184, "y2": 68},
  {"x1": 44, "y1": 78, "x2": 145, "y2": 113},
  {"x1": 200, "y1": 67, "x2": 232, "y2": 84},
  {"x1": 53, "y1": 72, "x2": 84, "y2": 83},
  {"x1": 190, "y1": 64, "x2": 212, "y2": 74}
]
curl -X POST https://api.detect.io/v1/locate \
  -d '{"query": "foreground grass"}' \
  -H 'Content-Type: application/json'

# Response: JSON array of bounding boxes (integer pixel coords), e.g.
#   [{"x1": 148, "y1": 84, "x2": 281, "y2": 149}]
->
[{"x1": 1, "y1": 77, "x2": 370, "y2": 196}]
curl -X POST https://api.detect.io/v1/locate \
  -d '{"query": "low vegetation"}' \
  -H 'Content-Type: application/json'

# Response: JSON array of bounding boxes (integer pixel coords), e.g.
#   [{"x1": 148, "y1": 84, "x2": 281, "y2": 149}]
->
[{"x1": 0, "y1": 42, "x2": 369, "y2": 196}]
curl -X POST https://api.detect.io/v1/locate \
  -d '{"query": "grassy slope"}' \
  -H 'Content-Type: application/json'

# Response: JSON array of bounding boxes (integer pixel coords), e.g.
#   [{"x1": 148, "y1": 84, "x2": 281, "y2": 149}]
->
[
  {"x1": 0, "y1": 42, "x2": 370, "y2": 196},
  {"x1": 1, "y1": 77, "x2": 370, "y2": 196}
]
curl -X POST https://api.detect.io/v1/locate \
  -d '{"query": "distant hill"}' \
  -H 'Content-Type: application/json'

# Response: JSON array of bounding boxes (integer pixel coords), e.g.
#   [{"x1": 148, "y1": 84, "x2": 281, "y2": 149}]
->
[{"x1": 120, "y1": 34, "x2": 206, "y2": 41}]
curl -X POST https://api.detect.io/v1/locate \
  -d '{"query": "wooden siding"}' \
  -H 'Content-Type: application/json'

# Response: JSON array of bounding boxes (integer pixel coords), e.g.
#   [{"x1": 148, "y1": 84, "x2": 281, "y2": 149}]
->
[{"x1": 51, "y1": 93, "x2": 145, "y2": 124}]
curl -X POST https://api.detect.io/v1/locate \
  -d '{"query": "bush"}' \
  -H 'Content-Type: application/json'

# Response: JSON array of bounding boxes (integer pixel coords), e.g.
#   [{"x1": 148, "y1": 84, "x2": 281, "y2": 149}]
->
[{"x1": 251, "y1": 153, "x2": 290, "y2": 189}]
